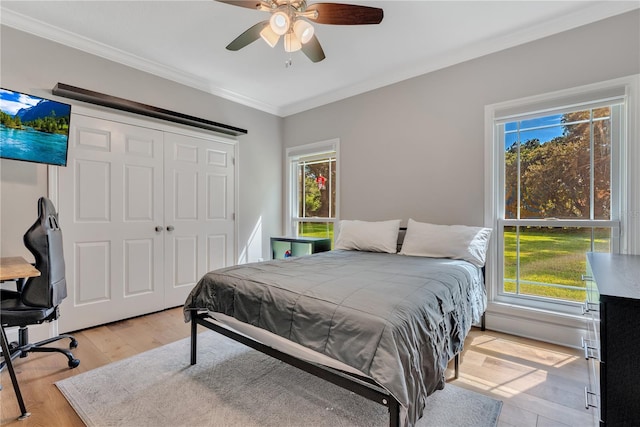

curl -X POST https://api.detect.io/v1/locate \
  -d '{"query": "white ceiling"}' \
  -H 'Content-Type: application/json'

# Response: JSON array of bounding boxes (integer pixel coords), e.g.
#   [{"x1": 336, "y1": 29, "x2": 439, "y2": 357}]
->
[{"x1": 1, "y1": 1, "x2": 638, "y2": 117}]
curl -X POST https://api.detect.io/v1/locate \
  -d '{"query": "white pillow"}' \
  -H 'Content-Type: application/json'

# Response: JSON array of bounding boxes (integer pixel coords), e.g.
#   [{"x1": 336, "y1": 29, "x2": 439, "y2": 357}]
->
[
  {"x1": 399, "y1": 219, "x2": 492, "y2": 267},
  {"x1": 335, "y1": 219, "x2": 401, "y2": 253}
]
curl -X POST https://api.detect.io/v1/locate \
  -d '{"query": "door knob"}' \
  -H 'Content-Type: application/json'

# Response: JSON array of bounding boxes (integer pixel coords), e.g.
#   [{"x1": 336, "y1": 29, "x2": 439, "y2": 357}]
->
[
  {"x1": 166, "y1": 225, "x2": 175, "y2": 232},
  {"x1": 155, "y1": 226, "x2": 164, "y2": 232}
]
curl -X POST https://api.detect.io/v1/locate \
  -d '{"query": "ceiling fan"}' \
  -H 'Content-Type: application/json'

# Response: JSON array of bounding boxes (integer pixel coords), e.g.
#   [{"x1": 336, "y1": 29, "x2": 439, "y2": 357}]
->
[{"x1": 217, "y1": 1, "x2": 384, "y2": 63}]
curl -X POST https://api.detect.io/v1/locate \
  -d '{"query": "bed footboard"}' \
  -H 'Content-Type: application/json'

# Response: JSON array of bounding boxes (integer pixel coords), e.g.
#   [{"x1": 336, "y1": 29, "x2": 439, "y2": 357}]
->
[{"x1": 189, "y1": 312, "x2": 402, "y2": 427}]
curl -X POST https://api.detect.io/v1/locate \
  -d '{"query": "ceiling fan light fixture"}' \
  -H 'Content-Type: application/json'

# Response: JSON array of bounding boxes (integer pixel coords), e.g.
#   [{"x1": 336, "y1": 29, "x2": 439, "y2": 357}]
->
[
  {"x1": 260, "y1": 25, "x2": 280, "y2": 48},
  {"x1": 219, "y1": 0, "x2": 384, "y2": 63},
  {"x1": 293, "y1": 19, "x2": 314, "y2": 44},
  {"x1": 269, "y1": 11, "x2": 291, "y2": 36},
  {"x1": 284, "y1": 32, "x2": 302, "y2": 52}
]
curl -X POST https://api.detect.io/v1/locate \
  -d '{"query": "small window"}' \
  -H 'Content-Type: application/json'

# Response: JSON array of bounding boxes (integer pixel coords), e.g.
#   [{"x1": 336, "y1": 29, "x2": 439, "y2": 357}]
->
[{"x1": 286, "y1": 140, "x2": 339, "y2": 243}]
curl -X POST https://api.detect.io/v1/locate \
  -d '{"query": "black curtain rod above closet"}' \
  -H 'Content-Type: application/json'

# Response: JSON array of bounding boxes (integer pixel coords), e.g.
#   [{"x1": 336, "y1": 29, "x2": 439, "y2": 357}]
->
[{"x1": 52, "y1": 83, "x2": 247, "y2": 137}]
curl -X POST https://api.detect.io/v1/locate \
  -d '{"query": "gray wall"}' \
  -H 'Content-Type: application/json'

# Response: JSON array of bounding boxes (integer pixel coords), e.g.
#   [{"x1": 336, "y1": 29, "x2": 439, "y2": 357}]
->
[
  {"x1": 0, "y1": 26, "x2": 283, "y2": 262},
  {"x1": 283, "y1": 10, "x2": 640, "y2": 227},
  {"x1": 2, "y1": 10, "x2": 639, "y2": 262}
]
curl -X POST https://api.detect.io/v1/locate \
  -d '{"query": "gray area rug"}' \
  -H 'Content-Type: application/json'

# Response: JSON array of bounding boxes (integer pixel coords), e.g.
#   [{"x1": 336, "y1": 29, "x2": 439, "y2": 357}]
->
[{"x1": 56, "y1": 330, "x2": 501, "y2": 427}]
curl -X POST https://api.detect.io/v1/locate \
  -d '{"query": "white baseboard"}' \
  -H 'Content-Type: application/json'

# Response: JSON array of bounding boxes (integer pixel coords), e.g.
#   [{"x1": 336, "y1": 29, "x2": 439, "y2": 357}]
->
[{"x1": 485, "y1": 302, "x2": 590, "y2": 349}]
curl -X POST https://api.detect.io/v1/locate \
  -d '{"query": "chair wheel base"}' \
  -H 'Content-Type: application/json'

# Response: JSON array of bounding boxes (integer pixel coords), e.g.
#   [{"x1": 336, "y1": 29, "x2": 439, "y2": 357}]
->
[
  {"x1": 68, "y1": 358, "x2": 80, "y2": 369},
  {"x1": 70, "y1": 339, "x2": 78, "y2": 349}
]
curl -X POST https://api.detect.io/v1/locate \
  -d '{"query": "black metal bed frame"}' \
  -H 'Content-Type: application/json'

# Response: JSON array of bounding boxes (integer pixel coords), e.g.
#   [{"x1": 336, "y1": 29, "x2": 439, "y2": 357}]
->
[
  {"x1": 189, "y1": 310, "x2": 486, "y2": 427},
  {"x1": 188, "y1": 255, "x2": 487, "y2": 426},
  {"x1": 190, "y1": 312, "x2": 402, "y2": 426}
]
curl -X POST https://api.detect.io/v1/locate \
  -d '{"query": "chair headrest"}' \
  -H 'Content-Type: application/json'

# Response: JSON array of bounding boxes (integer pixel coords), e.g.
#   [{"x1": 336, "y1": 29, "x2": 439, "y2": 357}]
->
[
  {"x1": 37, "y1": 197, "x2": 61, "y2": 231},
  {"x1": 21, "y1": 196, "x2": 67, "y2": 308}
]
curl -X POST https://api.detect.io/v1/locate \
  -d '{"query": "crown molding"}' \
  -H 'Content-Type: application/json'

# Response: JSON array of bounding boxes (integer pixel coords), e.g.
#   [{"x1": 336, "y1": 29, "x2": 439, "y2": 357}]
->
[
  {"x1": 280, "y1": 1, "x2": 640, "y2": 116},
  {"x1": 0, "y1": 7, "x2": 283, "y2": 116},
  {"x1": 2, "y1": 3, "x2": 637, "y2": 118}
]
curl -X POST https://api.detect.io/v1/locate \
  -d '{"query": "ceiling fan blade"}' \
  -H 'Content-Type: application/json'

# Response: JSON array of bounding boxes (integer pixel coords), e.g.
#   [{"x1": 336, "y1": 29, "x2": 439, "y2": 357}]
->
[
  {"x1": 306, "y1": 3, "x2": 383, "y2": 25},
  {"x1": 301, "y1": 35, "x2": 326, "y2": 62},
  {"x1": 216, "y1": 0, "x2": 263, "y2": 10},
  {"x1": 226, "y1": 21, "x2": 269, "y2": 51}
]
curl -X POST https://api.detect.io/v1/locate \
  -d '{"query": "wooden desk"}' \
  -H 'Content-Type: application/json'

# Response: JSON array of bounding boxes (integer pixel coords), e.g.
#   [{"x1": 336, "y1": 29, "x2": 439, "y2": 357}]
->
[
  {"x1": 0, "y1": 256, "x2": 38, "y2": 420},
  {"x1": 0, "y1": 257, "x2": 40, "y2": 282}
]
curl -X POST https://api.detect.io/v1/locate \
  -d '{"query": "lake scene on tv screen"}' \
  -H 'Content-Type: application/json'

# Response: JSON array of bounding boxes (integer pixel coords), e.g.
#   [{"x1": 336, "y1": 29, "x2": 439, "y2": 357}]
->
[{"x1": 0, "y1": 88, "x2": 71, "y2": 166}]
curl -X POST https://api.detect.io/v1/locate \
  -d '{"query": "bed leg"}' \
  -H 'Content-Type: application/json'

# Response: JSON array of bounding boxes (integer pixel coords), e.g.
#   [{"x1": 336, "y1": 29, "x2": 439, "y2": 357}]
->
[
  {"x1": 454, "y1": 354, "x2": 460, "y2": 380},
  {"x1": 190, "y1": 317, "x2": 197, "y2": 365},
  {"x1": 481, "y1": 312, "x2": 486, "y2": 331},
  {"x1": 388, "y1": 397, "x2": 400, "y2": 427}
]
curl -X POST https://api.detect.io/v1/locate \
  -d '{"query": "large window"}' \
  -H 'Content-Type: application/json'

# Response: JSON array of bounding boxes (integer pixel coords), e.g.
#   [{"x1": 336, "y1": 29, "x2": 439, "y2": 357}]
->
[
  {"x1": 486, "y1": 78, "x2": 635, "y2": 313},
  {"x1": 286, "y1": 140, "x2": 339, "y2": 243}
]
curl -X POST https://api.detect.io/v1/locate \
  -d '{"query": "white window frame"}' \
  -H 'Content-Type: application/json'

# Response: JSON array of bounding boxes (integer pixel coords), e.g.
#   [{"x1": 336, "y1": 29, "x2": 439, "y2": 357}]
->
[
  {"x1": 285, "y1": 139, "x2": 340, "y2": 239},
  {"x1": 484, "y1": 75, "x2": 639, "y2": 321}
]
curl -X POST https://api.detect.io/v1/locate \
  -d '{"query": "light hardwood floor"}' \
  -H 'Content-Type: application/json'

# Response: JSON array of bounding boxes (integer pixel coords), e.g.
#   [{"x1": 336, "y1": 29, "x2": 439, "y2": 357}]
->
[{"x1": 1, "y1": 308, "x2": 595, "y2": 426}]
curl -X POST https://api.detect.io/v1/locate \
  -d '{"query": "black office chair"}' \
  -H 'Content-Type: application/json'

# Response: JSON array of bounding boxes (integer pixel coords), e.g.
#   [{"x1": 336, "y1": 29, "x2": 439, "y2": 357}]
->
[{"x1": 0, "y1": 197, "x2": 80, "y2": 410}]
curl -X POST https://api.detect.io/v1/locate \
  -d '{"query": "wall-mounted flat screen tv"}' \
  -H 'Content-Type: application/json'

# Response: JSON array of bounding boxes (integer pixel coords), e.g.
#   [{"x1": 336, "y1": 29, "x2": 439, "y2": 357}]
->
[{"x1": 0, "y1": 88, "x2": 71, "y2": 167}]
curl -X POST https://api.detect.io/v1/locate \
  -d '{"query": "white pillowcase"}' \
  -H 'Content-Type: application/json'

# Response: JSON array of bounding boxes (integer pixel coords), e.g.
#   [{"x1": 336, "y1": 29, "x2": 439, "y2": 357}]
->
[
  {"x1": 334, "y1": 219, "x2": 401, "y2": 253},
  {"x1": 399, "y1": 219, "x2": 492, "y2": 267}
]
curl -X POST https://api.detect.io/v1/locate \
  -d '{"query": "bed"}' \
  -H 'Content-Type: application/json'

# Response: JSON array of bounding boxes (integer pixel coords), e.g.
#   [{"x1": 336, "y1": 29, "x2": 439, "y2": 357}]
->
[{"x1": 184, "y1": 220, "x2": 490, "y2": 427}]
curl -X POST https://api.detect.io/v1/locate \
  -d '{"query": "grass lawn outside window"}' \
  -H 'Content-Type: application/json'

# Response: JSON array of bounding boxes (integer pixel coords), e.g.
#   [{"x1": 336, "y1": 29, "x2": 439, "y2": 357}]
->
[{"x1": 503, "y1": 227, "x2": 610, "y2": 302}]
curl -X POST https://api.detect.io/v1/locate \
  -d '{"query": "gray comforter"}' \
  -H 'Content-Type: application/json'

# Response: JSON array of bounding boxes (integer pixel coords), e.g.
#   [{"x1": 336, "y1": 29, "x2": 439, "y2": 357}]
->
[{"x1": 184, "y1": 250, "x2": 486, "y2": 426}]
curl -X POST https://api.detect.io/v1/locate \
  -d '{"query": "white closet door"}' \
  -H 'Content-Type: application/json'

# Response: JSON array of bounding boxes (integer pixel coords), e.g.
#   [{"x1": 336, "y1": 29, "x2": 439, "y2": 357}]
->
[
  {"x1": 163, "y1": 132, "x2": 235, "y2": 307},
  {"x1": 58, "y1": 113, "x2": 165, "y2": 332}
]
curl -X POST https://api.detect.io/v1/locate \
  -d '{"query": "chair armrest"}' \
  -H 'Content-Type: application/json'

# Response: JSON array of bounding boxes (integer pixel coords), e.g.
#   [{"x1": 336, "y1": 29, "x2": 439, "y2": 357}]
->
[{"x1": 0, "y1": 288, "x2": 20, "y2": 300}]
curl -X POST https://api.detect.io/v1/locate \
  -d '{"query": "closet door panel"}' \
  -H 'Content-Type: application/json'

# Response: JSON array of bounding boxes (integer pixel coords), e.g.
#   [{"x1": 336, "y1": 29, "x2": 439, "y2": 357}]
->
[
  {"x1": 57, "y1": 111, "x2": 236, "y2": 330},
  {"x1": 58, "y1": 113, "x2": 165, "y2": 332},
  {"x1": 207, "y1": 235, "x2": 227, "y2": 272},
  {"x1": 163, "y1": 132, "x2": 235, "y2": 307}
]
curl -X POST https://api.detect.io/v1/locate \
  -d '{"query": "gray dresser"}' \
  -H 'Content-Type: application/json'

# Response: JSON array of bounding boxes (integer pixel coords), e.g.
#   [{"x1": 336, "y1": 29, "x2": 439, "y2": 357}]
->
[{"x1": 584, "y1": 252, "x2": 640, "y2": 426}]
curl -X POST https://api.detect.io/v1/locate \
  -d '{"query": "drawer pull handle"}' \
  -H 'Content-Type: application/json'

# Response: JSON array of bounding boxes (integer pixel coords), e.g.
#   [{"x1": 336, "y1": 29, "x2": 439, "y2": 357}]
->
[
  {"x1": 584, "y1": 387, "x2": 598, "y2": 409},
  {"x1": 582, "y1": 301, "x2": 599, "y2": 314},
  {"x1": 582, "y1": 337, "x2": 600, "y2": 361}
]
